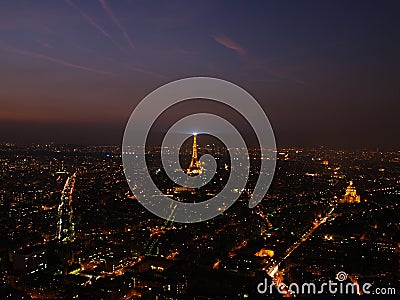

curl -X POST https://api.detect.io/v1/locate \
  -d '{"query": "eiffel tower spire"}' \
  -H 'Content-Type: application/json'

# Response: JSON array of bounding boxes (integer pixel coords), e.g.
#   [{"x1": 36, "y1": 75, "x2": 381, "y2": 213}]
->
[{"x1": 186, "y1": 134, "x2": 202, "y2": 176}]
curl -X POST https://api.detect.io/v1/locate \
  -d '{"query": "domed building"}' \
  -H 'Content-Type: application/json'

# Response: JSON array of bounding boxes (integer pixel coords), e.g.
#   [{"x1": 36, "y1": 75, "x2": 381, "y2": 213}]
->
[{"x1": 340, "y1": 181, "x2": 361, "y2": 203}]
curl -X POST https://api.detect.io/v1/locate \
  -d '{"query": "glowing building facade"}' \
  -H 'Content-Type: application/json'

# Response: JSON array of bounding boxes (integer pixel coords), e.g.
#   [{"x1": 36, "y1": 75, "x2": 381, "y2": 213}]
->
[{"x1": 340, "y1": 181, "x2": 361, "y2": 203}]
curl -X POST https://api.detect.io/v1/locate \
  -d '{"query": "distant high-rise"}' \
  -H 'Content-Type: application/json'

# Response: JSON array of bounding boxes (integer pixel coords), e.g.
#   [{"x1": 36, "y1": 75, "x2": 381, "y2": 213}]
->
[
  {"x1": 56, "y1": 172, "x2": 76, "y2": 242},
  {"x1": 340, "y1": 181, "x2": 361, "y2": 203},
  {"x1": 186, "y1": 134, "x2": 202, "y2": 176}
]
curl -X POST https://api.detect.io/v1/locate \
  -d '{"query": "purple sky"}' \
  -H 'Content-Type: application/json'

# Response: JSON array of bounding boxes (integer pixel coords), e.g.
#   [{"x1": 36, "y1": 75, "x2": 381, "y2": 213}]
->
[{"x1": 0, "y1": 0, "x2": 399, "y2": 148}]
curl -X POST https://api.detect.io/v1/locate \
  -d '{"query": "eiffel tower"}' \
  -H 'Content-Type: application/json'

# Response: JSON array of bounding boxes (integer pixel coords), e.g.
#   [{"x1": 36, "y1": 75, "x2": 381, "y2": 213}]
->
[{"x1": 186, "y1": 134, "x2": 202, "y2": 176}]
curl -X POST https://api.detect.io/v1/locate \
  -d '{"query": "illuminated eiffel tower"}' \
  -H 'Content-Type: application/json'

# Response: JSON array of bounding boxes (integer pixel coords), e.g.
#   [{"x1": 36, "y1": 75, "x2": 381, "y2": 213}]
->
[{"x1": 186, "y1": 134, "x2": 202, "y2": 176}]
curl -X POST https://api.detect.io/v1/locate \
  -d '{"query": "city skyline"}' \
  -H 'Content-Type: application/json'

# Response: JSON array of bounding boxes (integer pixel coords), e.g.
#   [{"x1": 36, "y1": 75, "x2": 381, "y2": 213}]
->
[{"x1": 0, "y1": 143, "x2": 399, "y2": 298}]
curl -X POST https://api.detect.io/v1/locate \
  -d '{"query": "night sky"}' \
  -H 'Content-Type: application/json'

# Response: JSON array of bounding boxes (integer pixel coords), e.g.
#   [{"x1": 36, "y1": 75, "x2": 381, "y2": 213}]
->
[{"x1": 0, "y1": 0, "x2": 399, "y2": 148}]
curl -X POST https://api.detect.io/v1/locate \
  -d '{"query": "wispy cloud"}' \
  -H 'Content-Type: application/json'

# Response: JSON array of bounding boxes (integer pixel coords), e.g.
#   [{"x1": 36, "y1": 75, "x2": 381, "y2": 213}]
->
[
  {"x1": 212, "y1": 34, "x2": 246, "y2": 56},
  {"x1": 0, "y1": 42, "x2": 114, "y2": 76},
  {"x1": 65, "y1": 0, "x2": 126, "y2": 53},
  {"x1": 36, "y1": 39, "x2": 54, "y2": 49},
  {"x1": 212, "y1": 34, "x2": 305, "y2": 84},
  {"x1": 104, "y1": 56, "x2": 167, "y2": 79},
  {"x1": 99, "y1": 0, "x2": 135, "y2": 50}
]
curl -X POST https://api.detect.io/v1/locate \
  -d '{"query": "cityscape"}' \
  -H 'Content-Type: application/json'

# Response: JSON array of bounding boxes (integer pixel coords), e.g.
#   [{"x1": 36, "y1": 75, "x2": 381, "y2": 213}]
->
[
  {"x1": 0, "y1": 139, "x2": 399, "y2": 298},
  {"x1": 1, "y1": 0, "x2": 400, "y2": 299}
]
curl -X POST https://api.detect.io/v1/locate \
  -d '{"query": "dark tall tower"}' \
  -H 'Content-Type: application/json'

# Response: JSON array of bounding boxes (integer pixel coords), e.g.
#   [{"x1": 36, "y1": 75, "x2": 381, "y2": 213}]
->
[
  {"x1": 186, "y1": 134, "x2": 202, "y2": 176},
  {"x1": 56, "y1": 172, "x2": 76, "y2": 243}
]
